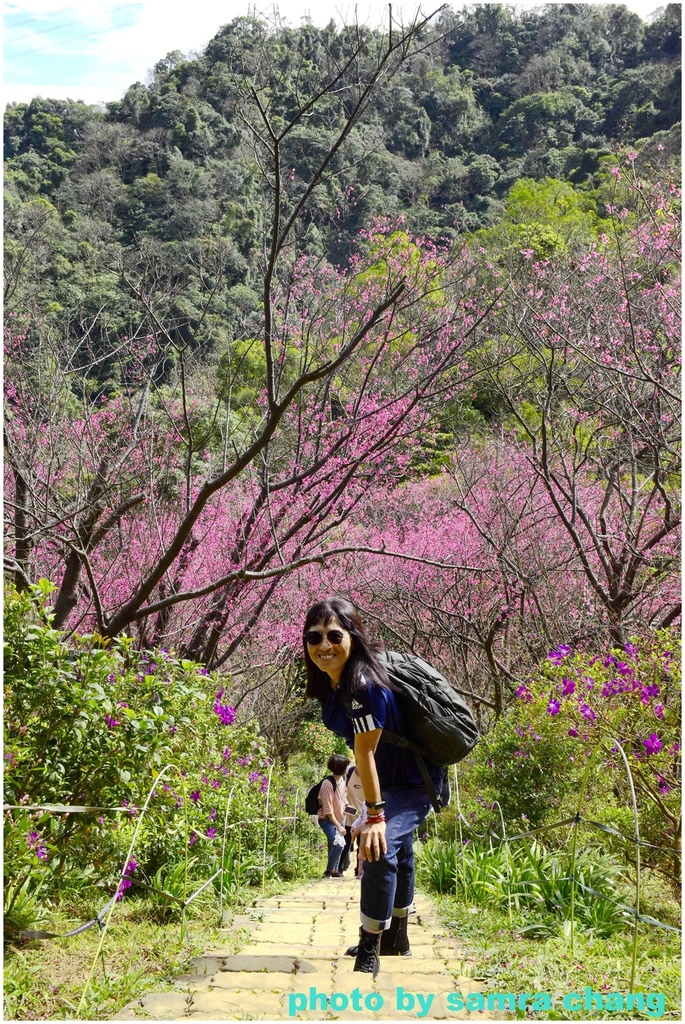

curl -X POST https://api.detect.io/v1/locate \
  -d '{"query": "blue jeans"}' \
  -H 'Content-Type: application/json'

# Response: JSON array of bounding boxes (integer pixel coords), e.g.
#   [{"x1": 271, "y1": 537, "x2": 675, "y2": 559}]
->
[
  {"x1": 319, "y1": 818, "x2": 344, "y2": 874},
  {"x1": 359, "y1": 777, "x2": 443, "y2": 931}
]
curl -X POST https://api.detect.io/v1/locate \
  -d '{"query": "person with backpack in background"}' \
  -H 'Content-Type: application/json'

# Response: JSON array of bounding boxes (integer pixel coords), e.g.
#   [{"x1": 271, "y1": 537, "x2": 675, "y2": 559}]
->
[
  {"x1": 302, "y1": 597, "x2": 478, "y2": 976},
  {"x1": 341, "y1": 764, "x2": 364, "y2": 877},
  {"x1": 314, "y1": 753, "x2": 350, "y2": 877}
]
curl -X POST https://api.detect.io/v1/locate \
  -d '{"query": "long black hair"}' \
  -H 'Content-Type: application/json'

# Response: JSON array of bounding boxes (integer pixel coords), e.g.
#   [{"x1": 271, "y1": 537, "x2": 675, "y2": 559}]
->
[{"x1": 302, "y1": 596, "x2": 394, "y2": 701}]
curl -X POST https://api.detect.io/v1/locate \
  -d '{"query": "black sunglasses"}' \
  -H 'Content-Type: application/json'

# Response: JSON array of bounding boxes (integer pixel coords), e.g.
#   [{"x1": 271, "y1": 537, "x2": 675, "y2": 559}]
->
[{"x1": 305, "y1": 629, "x2": 347, "y2": 646}]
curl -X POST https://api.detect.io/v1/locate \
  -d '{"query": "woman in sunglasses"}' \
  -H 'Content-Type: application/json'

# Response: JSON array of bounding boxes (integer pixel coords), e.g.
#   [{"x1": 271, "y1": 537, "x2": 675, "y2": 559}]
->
[{"x1": 302, "y1": 596, "x2": 445, "y2": 976}]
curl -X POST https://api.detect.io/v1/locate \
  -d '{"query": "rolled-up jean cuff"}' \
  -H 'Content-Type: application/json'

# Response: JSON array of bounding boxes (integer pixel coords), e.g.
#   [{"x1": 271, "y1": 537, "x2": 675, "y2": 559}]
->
[
  {"x1": 360, "y1": 910, "x2": 391, "y2": 932},
  {"x1": 391, "y1": 904, "x2": 413, "y2": 918}
]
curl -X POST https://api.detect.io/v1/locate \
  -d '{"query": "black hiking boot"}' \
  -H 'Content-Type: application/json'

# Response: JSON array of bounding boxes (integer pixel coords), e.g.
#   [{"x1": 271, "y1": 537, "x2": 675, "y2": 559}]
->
[
  {"x1": 381, "y1": 913, "x2": 412, "y2": 956},
  {"x1": 346, "y1": 914, "x2": 411, "y2": 958},
  {"x1": 352, "y1": 928, "x2": 381, "y2": 977}
]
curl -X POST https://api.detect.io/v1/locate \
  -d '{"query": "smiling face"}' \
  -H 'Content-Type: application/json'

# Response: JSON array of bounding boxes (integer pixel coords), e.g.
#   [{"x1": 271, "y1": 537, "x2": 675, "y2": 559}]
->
[{"x1": 305, "y1": 616, "x2": 353, "y2": 686}]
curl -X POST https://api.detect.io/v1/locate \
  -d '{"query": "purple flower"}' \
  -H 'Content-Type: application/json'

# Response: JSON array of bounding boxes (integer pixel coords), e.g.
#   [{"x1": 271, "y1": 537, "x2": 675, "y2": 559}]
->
[
  {"x1": 547, "y1": 699, "x2": 561, "y2": 716},
  {"x1": 579, "y1": 703, "x2": 596, "y2": 723},
  {"x1": 515, "y1": 685, "x2": 532, "y2": 703},
  {"x1": 105, "y1": 715, "x2": 120, "y2": 728},
  {"x1": 189, "y1": 790, "x2": 201, "y2": 803},
  {"x1": 249, "y1": 771, "x2": 260, "y2": 783},
  {"x1": 642, "y1": 684, "x2": 660, "y2": 698},
  {"x1": 206, "y1": 827, "x2": 217, "y2": 839},
  {"x1": 643, "y1": 733, "x2": 663, "y2": 756},
  {"x1": 189, "y1": 833, "x2": 197, "y2": 847},
  {"x1": 654, "y1": 704, "x2": 665, "y2": 719},
  {"x1": 260, "y1": 775, "x2": 268, "y2": 793},
  {"x1": 561, "y1": 678, "x2": 575, "y2": 696},
  {"x1": 214, "y1": 697, "x2": 236, "y2": 726},
  {"x1": 549, "y1": 645, "x2": 572, "y2": 666},
  {"x1": 211, "y1": 778, "x2": 221, "y2": 790},
  {"x1": 209, "y1": 808, "x2": 217, "y2": 821},
  {"x1": 223, "y1": 747, "x2": 231, "y2": 760},
  {"x1": 624, "y1": 641, "x2": 639, "y2": 659},
  {"x1": 602, "y1": 678, "x2": 622, "y2": 698},
  {"x1": 568, "y1": 727, "x2": 579, "y2": 738},
  {"x1": 116, "y1": 878, "x2": 132, "y2": 901}
]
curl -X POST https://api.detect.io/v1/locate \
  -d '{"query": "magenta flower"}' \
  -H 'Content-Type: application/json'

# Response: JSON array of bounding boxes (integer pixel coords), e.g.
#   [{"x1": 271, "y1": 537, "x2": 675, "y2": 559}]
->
[
  {"x1": 568, "y1": 727, "x2": 579, "y2": 738},
  {"x1": 654, "y1": 704, "x2": 665, "y2": 719},
  {"x1": 548, "y1": 645, "x2": 572, "y2": 666},
  {"x1": 214, "y1": 693, "x2": 236, "y2": 725},
  {"x1": 189, "y1": 790, "x2": 201, "y2": 803},
  {"x1": 579, "y1": 703, "x2": 596, "y2": 723},
  {"x1": 105, "y1": 715, "x2": 120, "y2": 728},
  {"x1": 547, "y1": 699, "x2": 561, "y2": 716},
  {"x1": 561, "y1": 678, "x2": 575, "y2": 696},
  {"x1": 643, "y1": 733, "x2": 663, "y2": 756}
]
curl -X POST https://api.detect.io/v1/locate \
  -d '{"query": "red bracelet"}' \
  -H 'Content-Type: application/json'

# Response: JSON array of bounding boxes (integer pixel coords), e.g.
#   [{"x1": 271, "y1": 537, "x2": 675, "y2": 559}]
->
[{"x1": 365, "y1": 813, "x2": 386, "y2": 824}]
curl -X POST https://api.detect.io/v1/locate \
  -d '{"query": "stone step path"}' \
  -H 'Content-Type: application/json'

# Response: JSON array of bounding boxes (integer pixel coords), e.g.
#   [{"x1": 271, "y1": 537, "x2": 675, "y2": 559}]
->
[{"x1": 114, "y1": 878, "x2": 490, "y2": 1021}]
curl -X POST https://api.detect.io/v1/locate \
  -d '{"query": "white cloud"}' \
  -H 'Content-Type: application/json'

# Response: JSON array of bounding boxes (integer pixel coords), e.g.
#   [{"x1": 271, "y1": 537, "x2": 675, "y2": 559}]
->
[{"x1": 3, "y1": 1, "x2": 667, "y2": 106}]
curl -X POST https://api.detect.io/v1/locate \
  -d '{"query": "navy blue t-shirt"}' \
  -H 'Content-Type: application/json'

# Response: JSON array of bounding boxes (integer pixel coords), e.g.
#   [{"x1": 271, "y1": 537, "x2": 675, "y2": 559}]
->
[{"x1": 320, "y1": 674, "x2": 443, "y2": 789}]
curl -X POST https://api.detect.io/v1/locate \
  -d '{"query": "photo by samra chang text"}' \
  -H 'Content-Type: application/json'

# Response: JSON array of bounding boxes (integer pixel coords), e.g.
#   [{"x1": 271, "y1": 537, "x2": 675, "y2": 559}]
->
[{"x1": 287, "y1": 985, "x2": 668, "y2": 1018}]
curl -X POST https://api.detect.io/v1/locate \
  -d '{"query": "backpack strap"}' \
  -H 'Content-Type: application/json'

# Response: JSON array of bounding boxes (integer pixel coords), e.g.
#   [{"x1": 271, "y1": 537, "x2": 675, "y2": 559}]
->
[
  {"x1": 340, "y1": 694, "x2": 441, "y2": 813},
  {"x1": 379, "y1": 730, "x2": 441, "y2": 814}
]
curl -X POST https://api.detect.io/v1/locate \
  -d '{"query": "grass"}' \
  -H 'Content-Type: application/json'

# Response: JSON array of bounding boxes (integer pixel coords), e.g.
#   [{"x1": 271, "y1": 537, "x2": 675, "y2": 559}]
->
[
  {"x1": 3, "y1": 871, "x2": 317, "y2": 1020},
  {"x1": 4, "y1": 905, "x2": 225, "y2": 1020},
  {"x1": 432, "y1": 870, "x2": 682, "y2": 1021}
]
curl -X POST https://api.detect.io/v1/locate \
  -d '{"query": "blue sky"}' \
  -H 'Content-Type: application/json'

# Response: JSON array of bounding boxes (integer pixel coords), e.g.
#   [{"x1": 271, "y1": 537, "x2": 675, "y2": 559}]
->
[{"x1": 4, "y1": 1, "x2": 668, "y2": 107}]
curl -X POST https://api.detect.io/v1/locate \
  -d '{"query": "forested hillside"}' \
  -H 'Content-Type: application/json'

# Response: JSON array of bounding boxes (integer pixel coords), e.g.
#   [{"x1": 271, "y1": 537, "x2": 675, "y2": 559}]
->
[{"x1": 4, "y1": 3, "x2": 681, "y2": 333}]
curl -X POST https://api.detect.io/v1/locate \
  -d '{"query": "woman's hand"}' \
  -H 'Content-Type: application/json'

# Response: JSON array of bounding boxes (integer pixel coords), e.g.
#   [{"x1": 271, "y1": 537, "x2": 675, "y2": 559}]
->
[{"x1": 359, "y1": 819, "x2": 387, "y2": 861}]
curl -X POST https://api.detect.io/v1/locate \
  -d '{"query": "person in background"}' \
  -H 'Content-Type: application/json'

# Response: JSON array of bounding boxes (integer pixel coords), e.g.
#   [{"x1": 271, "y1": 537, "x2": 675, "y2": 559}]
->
[
  {"x1": 341, "y1": 764, "x2": 364, "y2": 877},
  {"x1": 317, "y1": 753, "x2": 350, "y2": 878}
]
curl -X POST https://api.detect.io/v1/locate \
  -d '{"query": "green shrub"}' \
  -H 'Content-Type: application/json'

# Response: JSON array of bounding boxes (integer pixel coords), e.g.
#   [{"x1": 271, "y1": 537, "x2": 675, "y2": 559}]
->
[
  {"x1": 3, "y1": 582, "x2": 314, "y2": 923},
  {"x1": 416, "y1": 838, "x2": 631, "y2": 937}
]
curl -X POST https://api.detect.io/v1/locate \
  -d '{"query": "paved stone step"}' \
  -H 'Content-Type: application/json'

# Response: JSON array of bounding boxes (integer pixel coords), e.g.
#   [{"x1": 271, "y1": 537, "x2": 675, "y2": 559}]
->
[{"x1": 115, "y1": 878, "x2": 491, "y2": 1020}]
